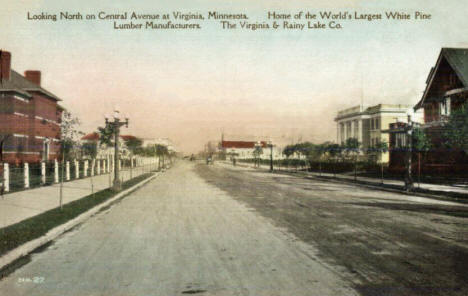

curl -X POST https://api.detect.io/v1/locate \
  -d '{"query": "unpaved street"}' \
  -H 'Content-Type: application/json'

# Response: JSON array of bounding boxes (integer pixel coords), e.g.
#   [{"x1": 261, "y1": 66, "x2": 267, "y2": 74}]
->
[
  {"x1": 0, "y1": 161, "x2": 358, "y2": 296},
  {"x1": 197, "y1": 162, "x2": 468, "y2": 296}
]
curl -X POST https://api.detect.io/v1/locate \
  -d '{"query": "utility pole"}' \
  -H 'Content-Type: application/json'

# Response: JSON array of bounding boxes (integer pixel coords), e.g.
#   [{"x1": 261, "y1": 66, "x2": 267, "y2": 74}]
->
[
  {"x1": 105, "y1": 109, "x2": 129, "y2": 192},
  {"x1": 404, "y1": 114, "x2": 414, "y2": 192}
]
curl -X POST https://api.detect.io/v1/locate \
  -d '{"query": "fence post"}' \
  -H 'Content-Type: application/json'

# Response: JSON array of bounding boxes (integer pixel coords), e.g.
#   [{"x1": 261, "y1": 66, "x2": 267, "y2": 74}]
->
[
  {"x1": 75, "y1": 160, "x2": 79, "y2": 179},
  {"x1": 84, "y1": 160, "x2": 88, "y2": 177},
  {"x1": 41, "y1": 161, "x2": 46, "y2": 185},
  {"x1": 66, "y1": 161, "x2": 70, "y2": 181},
  {"x1": 4, "y1": 163, "x2": 9, "y2": 192},
  {"x1": 97, "y1": 159, "x2": 101, "y2": 175},
  {"x1": 54, "y1": 159, "x2": 59, "y2": 183},
  {"x1": 24, "y1": 163, "x2": 29, "y2": 188},
  {"x1": 91, "y1": 159, "x2": 95, "y2": 177}
]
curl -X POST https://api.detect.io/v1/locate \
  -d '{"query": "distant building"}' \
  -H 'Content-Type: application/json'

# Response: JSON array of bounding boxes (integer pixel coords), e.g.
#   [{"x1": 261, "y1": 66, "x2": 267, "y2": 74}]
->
[
  {"x1": 220, "y1": 137, "x2": 284, "y2": 160},
  {"x1": 142, "y1": 137, "x2": 176, "y2": 153},
  {"x1": 388, "y1": 48, "x2": 468, "y2": 173},
  {"x1": 81, "y1": 132, "x2": 137, "y2": 159},
  {"x1": 0, "y1": 50, "x2": 63, "y2": 164},
  {"x1": 335, "y1": 104, "x2": 422, "y2": 162},
  {"x1": 221, "y1": 140, "x2": 268, "y2": 160}
]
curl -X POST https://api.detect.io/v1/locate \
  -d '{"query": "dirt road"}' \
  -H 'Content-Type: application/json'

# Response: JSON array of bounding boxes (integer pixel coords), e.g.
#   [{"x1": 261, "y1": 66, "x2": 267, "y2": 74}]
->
[
  {"x1": 0, "y1": 161, "x2": 357, "y2": 296},
  {"x1": 197, "y1": 162, "x2": 468, "y2": 296}
]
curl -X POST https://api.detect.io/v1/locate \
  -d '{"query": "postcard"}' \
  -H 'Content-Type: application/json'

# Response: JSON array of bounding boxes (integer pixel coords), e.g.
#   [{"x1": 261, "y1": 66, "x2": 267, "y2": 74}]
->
[{"x1": 0, "y1": 1, "x2": 467, "y2": 295}]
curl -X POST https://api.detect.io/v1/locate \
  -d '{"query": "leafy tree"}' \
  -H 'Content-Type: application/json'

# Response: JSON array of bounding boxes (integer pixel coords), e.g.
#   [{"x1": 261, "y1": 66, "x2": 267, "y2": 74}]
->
[
  {"x1": 413, "y1": 128, "x2": 431, "y2": 153},
  {"x1": 325, "y1": 143, "x2": 342, "y2": 177},
  {"x1": 155, "y1": 144, "x2": 169, "y2": 157},
  {"x1": 124, "y1": 137, "x2": 143, "y2": 155},
  {"x1": 60, "y1": 111, "x2": 82, "y2": 160},
  {"x1": 59, "y1": 111, "x2": 82, "y2": 209},
  {"x1": 342, "y1": 138, "x2": 361, "y2": 180},
  {"x1": 253, "y1": 144, "x2": 263, "y2": 167},
  {"x1": 307, "y1": 143, "x2": 327, "y2": 174},
  {"x1": 412, "y1": 127, "x2": 431, "y2": 186},
  {"x1": 283, "y1": 145, "x2": 295, "y2": 158},
  {"x1": 443, "y1": 103, "x2": 468, "y2": 153},
  {"x1": 97, "y1": 125, "x2": 116, "y2": 147},
  {"x1": 373, "y1": 140, "x2": 389, "y2": 157},
  {"x1": 343, "y1": 138, "x2": 360, "y2": 159},
  {"x1": 81, "y1": 141, "x2": 98, "y2": 159}
]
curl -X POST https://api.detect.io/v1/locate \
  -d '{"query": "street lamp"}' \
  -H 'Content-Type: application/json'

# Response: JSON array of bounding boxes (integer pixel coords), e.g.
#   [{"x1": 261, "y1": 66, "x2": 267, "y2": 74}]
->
[
  {"x1": 268, "y1": 141, "x2": 273, "y2": 172},
  {"x1": 105, "y1": 109, "x2": 129, "y2": 191}
]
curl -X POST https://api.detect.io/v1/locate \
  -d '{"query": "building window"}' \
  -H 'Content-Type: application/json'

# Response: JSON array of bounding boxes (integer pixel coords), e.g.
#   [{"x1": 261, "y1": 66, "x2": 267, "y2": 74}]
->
[
  {"x1": 395, "y1": 133, "x2": 407, "y2": 148},
  {"x1": 440, "y1": 97, "x2": 451, "y2": 116},
  {"x1": 376, "y1": 117, "x2": 380, "y2": 130}
]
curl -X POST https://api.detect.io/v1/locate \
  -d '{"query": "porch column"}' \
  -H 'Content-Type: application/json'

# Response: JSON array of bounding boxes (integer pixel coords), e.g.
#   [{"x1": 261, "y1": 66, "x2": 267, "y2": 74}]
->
[{"x1": 358, "y1": 120, "x2": 363, "y2": 143}]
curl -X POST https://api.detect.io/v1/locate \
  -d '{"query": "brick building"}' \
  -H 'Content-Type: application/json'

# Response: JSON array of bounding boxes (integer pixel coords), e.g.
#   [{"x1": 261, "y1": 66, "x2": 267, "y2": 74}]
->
[
  {"x1": 387, "y1": 48, "x2": 468, "y2": 174},
  {"x1": 0, "y1": 50, "x2": 63, "y2": 164}
]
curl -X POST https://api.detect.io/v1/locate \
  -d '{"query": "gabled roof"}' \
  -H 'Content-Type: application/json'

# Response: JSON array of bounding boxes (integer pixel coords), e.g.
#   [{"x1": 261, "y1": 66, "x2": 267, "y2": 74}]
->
[
  {"x1": 81, "y1": 132, "x2": 100, "y2": 141},
  {"x1": 415, "y1": 48, "x2": 468, "y2": 110},
  {"x1": 0, "y1": 70, "x2": 61, "y2": 101}
]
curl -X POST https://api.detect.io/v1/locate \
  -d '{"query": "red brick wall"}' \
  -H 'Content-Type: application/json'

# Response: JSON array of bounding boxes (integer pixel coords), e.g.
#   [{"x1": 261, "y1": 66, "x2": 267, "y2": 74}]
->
[{"x1": 0, "y1": 92, "x2": 61, "y2": 163}]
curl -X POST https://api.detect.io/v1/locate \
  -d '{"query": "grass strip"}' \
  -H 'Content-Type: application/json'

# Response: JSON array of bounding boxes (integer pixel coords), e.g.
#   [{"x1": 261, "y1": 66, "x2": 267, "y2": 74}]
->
[{"x1": 0, "y1": 173, "x2": 153, "y2": 257}]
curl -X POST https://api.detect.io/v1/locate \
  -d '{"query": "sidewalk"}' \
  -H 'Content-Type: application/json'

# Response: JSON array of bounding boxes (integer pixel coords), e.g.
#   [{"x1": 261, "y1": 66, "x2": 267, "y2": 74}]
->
[
  {"x1": 0, "y1": 165, "x2": 154, "y2": 228},
  {"x1": 217, "y1": 161, "x2": 468, "y2": 198}
]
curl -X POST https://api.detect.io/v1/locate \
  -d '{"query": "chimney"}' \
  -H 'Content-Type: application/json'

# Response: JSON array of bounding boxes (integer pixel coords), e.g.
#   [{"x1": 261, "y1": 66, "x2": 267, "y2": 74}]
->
[
  {"x1": 24, "y1": 70, "x2": 41, "y2": 86},
  {"x1": 0, "y1": 50, "x2": 11, "y2": 81}
]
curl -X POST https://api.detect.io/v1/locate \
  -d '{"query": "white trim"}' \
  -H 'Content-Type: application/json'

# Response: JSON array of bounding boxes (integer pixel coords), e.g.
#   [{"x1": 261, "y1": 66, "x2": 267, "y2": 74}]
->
[
  {"x1": 35, "y1": 136, "x2": 45, "y2": 140},
  {"x1": 35, "y1": 115, "x2": 59, "y2": 126},
  {"x1": 3, "y1": 151, "x2": 40, "y2": 155},
  {"x1": 13, "y1": 133, "x2": 28, "y2": 138},
  {"x1": 13, "y1": 95, "x2": 29, "y2": 103},
  {"x1": 13, "y1": 112, "x2": 28, "y2": 118}
]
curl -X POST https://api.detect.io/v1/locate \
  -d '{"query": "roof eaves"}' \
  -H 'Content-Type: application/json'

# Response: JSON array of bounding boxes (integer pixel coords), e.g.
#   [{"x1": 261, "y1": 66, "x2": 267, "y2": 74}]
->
[
  {"x1": 414, "y1": 49, "x2": 446, "y2": 111},
  {"x1": 0, "y1": 88, "x2": 32, "y2": 98}
]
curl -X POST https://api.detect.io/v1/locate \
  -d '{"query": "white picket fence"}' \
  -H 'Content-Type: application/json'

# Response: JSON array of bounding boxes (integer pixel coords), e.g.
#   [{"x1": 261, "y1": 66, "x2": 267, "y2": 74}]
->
[{"x1": 1, "y1": 156, "x2": 159, "y2": 193}]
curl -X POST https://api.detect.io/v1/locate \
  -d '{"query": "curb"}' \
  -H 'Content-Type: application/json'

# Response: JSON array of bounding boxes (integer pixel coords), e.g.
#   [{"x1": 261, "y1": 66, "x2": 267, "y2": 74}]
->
[{"x1": 0, "y1": 173, "x2": 158, "y2": 271}]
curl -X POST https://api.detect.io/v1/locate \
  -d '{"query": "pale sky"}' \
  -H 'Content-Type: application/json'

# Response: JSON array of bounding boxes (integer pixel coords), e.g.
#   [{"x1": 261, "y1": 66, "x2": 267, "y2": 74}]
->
[{"x1": 1, "y1": 0, "x2": 467, "y2": 153}]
